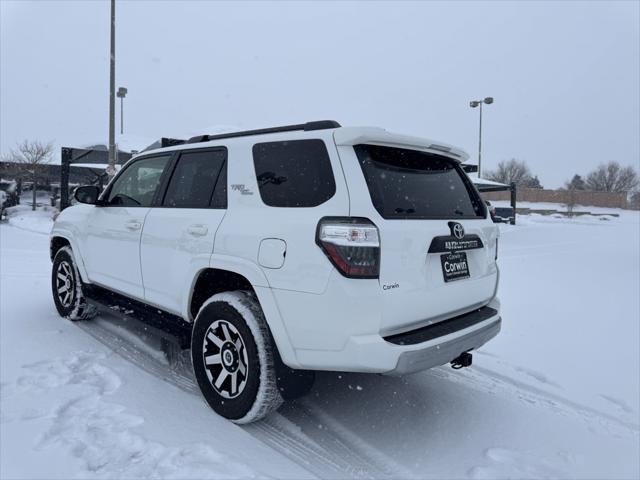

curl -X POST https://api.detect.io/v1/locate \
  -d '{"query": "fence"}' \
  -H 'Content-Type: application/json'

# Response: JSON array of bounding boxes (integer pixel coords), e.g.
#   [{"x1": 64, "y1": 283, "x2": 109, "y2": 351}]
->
[{"x1": 482, "y1": 188, "x2": 628, "y2": 209}]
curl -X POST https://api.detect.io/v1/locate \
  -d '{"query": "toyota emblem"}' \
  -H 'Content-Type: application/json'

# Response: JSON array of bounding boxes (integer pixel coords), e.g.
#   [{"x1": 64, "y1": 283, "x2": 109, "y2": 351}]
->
[{"x1": 449, "y1": 222, "x2": 465, "y2": 240}]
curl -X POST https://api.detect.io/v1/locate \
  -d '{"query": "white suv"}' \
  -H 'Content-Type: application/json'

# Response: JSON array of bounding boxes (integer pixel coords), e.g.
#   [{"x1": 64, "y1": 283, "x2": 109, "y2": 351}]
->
[{"x1": 50, "y1": 121, "x2": 501, "y2": 423}]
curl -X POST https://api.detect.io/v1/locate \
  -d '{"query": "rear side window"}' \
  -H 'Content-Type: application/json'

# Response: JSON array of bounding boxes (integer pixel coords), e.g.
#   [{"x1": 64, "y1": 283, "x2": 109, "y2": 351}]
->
[
  {"x1": 163, "y1": 149, "x2": 226, "y2": 208},
  {"x1": 354, "y1": 144, "x2": 485, "y2": 219},
  {"x1": 253, "y1": 139, "x2": 336, "y2": 207}
]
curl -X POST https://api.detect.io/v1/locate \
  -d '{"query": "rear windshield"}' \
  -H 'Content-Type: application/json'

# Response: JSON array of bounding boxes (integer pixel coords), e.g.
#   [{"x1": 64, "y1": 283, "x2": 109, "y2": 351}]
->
[{"x1": 354, "y1": 144, "x2": 485, "y2": 219}]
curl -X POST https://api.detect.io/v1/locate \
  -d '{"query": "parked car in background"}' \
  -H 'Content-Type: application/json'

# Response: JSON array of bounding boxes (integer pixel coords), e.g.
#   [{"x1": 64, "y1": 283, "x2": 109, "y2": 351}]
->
[
  {"x1": 494, "y1": 206, "x2": 516, "y2": 224},
  {"x1": 486, "y1": 200, "x2": 497, "y2": 222},
  {"x1": 0, "y1": 190, "x2": 6, "y2": 220},
  {"x1": 0, "y1": 179, "x2": 20, "y2": 209}
]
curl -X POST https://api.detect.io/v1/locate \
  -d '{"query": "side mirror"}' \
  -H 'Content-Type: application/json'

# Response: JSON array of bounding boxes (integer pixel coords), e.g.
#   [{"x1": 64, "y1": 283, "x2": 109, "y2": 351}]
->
[{"x1": 74, "y1": 185, "x2": 101, "y2": 205}]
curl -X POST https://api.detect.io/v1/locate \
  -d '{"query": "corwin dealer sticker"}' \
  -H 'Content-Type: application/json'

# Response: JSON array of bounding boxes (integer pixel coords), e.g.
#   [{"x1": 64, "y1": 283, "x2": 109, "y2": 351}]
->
[{"x1": 440, "y1": 251, "x2": 470, "y2": 282}]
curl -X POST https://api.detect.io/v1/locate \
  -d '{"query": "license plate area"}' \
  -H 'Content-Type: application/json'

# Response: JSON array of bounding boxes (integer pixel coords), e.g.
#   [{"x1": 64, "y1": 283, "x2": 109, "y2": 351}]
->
[{"x1": 440, "y1": 251, "x2": 470, "y2": 282}]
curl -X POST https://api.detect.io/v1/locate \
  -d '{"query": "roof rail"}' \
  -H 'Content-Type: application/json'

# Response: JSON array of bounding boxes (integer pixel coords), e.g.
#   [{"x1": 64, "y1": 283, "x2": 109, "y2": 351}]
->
[
  {"x1": 161, "y1": 137, "x2": 187, "y2": 148},
  {"x1": 186, "y1": 120, "x2": 341, "y2": 144}
]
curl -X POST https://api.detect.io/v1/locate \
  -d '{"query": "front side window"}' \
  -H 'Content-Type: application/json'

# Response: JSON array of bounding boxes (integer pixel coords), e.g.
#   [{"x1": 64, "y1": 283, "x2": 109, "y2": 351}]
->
[
  {"x1": 162, "y1": 149, "x2": 226, "y2": 208},
  {"x1": 354, "y1": 144, "x2": 485, "y2": 219},
  {"x1": 106, "y1": 155, "x2": 171, "y2": 207},
  {"x1": 253, "y1": 139, "x2": 336, "y2": 208}
]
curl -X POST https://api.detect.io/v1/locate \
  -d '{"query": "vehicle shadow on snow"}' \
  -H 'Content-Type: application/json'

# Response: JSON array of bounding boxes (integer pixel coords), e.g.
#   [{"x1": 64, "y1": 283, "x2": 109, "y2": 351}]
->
[
  {"x1": 284, "y1": 368, "x2": 494, "y2": 466},
  {"x1": 283, "y1": 369, "x2": 576, "y2": 478}
]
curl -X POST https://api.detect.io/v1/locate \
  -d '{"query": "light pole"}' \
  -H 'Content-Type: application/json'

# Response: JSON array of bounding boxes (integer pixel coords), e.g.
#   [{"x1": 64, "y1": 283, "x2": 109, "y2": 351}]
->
[
  {"x1": 106, "y1": 0, "x2": 117, "y2": 178},
  {"x1": 117, "y1": 87, "x2": 128, "y2": 134},
  {"x1": 469, "y1": 96, "x2": 494, "y2": 178}
]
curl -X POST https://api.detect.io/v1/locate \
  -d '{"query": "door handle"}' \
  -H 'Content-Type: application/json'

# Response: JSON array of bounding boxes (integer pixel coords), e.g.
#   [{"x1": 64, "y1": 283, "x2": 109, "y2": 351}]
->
[
  {"x1": 125, "y1": 220, "x2": 142, "y2": 231},
  {"x1": 187, "y1": 224, "x2": 208, "y2": 236}
]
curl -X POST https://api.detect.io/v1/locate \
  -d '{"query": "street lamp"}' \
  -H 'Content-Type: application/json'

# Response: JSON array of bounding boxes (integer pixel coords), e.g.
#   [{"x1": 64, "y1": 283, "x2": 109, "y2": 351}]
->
[
  {"x1": 106, "y1": 0, "x2": 116, "y2": 178},
  {"x1": 116, "y1": 87, "x2": 128, "y2": 135},
  {"x1": 469, "y1": 96, "x2": 494, "y2": 178}
]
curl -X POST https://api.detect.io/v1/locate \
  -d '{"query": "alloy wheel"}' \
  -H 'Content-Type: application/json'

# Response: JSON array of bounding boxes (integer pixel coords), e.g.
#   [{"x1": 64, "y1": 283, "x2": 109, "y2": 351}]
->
[
  {"x1": 202, "y1": 319, "x2": 249, "y2": 399},
  {"x1": 56, "y1": 261, "x2": 75, "y2": 308}
]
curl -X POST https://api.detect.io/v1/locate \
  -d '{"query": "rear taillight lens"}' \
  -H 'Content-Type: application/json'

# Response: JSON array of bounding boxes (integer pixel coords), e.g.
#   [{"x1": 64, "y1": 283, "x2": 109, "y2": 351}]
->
[{"x1": 316, "y1": 217, "x2": 380, "y2": 278}]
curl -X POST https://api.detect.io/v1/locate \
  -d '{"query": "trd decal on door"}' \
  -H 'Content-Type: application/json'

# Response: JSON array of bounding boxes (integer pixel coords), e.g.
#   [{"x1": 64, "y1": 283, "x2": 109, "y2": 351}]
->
[{"x1": 231, "y1": 184, "x2": 254, "y2": 195}]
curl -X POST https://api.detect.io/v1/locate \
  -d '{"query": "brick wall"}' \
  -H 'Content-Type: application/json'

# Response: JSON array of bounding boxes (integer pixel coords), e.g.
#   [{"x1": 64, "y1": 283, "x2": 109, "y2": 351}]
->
[{"x1": 482, "y1": 188, "x2": 628, "y2": 209}]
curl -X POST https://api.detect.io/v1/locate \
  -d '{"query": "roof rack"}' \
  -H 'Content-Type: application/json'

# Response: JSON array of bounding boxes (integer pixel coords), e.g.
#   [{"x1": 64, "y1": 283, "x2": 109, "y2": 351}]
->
[
  {"x1": 186, "y1": 120, "x2": 341, "y2": 144},
  {"x1": 160, "y1": 137, "x2": 187, "y2": 148}
]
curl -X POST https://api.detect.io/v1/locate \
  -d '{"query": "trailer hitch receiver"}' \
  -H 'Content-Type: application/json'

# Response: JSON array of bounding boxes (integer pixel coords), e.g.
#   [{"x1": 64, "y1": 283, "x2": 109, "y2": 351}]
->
[{"x1": 451, "y1": 352, "x2": 473, "y2": 370}]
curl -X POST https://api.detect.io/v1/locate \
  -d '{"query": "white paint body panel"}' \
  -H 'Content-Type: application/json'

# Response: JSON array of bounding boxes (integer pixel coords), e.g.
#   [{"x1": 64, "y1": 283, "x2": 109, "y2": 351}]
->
[
  {"x1": 335, "y1": 144, "x2": 498, "y2": 336},
  {"x1": 140, "y1": 208, "x2": 225, "y2": 315},
  {"x1": 84, "y1": 206, "x2": 149, "y2": 299}
]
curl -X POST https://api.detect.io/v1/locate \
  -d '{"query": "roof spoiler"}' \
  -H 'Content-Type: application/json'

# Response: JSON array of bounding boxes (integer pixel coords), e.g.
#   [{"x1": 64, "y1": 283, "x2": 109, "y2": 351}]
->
[{"x1": 333, "y1": 127, "x2": 469, "y2": 162}]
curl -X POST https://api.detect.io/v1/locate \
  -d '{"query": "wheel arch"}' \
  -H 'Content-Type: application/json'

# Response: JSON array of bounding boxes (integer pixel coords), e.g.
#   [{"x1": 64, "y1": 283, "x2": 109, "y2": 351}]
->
[
  {"x1": 188, "y1": 257, "x2": 300, "y2": 369},
  {"x1": 50, "y1": 233, "x2": 90, "y2": 283}
]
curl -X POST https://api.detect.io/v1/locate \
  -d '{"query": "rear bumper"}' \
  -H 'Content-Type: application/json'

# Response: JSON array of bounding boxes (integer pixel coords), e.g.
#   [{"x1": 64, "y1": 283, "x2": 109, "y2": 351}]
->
[
  {"x1": 389, "y1": 316, "x2": 501, "y2": 375},
  {"x1": 293, "y1": 298, "x2": 501, "y2": 374}
]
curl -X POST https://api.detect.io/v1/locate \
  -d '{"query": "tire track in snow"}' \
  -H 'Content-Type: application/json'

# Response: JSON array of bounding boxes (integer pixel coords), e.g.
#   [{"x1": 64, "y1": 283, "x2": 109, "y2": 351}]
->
[
  {"x1": 77, "y1": 313, "x2": 637, "y2": 478},
  {"x1": 432, "y1": 364, "x2": 639, "y2": 435},
  {"x1": 76, "y1": 317, "x2": 403, "y2": 479}
]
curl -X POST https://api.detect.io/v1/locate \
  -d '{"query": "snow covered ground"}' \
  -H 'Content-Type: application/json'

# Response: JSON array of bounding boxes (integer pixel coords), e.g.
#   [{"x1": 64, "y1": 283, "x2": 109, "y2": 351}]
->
[{"x1": 1, "y1": 207, "x2": 638, "y2": 479}]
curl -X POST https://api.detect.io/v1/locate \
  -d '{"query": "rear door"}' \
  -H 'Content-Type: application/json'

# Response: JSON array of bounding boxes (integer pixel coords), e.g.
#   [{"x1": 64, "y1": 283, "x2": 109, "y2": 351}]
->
[
  {"x1": 140, "y1": 148, "x2": 227, "y2": 315},
  {"x1": 212, "y1": 136, "x2": 350, "y2": 295},
  {"x1": 84, "y1": 154, "x2": 172, "y2": 299},
  {"x1": 340, "y1": 144, "x2": 499, "y2": 334},
  {"x1": 250, "y1": 138, "x2": 349, "y2": 293}
]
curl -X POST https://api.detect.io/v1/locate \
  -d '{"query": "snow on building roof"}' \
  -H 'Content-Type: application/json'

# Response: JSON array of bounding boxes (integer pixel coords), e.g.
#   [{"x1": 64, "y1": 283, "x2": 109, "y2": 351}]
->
[
  {"x1": 69, "y1": 163, "x2": 122, "y2": 171},
  {"x1": 468, "y1": 174, "x2": 509, "y2": 188}
]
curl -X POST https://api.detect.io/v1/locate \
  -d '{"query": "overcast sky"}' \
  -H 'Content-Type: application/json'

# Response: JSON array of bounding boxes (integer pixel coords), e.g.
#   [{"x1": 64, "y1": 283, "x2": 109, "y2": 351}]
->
[{"x1": 1, "y1": 1, "x2": 638, "y2": 187}]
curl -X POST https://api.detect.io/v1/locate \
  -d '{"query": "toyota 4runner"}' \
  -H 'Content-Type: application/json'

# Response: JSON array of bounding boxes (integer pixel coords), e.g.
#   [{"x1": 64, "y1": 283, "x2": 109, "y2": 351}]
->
[{"x1": 50, "y1": 121, "x2": 501, "y2": 423}]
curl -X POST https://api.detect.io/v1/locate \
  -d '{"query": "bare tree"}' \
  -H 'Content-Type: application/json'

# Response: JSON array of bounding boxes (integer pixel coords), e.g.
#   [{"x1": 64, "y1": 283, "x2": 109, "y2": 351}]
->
[
  {"x1": 585, "y1": 162, "x2": 639, "y2": 193},
  {"x1": 485, "y1": 159, "x2": 539, "y2": 187},
  {"x1": 2, "y1": 140, "x2": 53, "y2": 210}
]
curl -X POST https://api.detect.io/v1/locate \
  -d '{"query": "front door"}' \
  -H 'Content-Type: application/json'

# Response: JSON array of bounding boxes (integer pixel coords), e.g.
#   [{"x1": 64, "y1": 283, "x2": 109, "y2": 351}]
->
[{"x1": 84, "y1": 154, "x2": 172, "y2": 299}]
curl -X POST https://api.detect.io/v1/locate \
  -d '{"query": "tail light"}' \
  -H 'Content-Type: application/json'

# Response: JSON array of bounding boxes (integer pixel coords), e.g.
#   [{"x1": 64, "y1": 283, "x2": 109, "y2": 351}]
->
[{"x1": 316, "y1": 217, "x2": 380, "y2": 278}]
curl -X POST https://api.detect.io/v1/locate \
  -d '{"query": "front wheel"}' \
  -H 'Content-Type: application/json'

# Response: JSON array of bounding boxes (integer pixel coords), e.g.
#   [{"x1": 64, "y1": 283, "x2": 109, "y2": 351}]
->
[
  {"x1": 191, "y1": 291, "x2": 282, "y2": 424},
  {"x1": 51, "y1": 246, "x2": 96, "y2": 321}
]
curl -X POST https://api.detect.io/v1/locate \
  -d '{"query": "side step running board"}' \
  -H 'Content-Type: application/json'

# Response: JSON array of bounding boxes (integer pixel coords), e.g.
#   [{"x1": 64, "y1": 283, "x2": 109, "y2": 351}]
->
[{"x1": 84, "y1": 284, "x2": 192, "y2": 349}]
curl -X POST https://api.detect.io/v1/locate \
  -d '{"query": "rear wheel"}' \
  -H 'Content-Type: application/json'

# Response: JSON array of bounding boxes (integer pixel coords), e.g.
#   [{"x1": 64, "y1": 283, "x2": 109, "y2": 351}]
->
[
  {"x1": 51, "y1": 246, "x2": 96, "y2": 321},
  {"x1": 191, "y1": 291, "x2": 282, "y2": 423}
]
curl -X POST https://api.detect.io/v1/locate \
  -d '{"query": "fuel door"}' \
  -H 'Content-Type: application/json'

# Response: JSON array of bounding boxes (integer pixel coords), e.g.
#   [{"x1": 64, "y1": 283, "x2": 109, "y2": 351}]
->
[{"x1": 258, "y1": 238, "x2": 287, "y2": 269}]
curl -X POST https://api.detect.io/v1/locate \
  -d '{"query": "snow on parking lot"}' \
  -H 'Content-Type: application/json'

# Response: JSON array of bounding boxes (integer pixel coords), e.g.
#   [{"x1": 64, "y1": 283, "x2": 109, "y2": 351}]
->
[{"x1": 1, "y1": 207, "x2": 638, "y2": 479}]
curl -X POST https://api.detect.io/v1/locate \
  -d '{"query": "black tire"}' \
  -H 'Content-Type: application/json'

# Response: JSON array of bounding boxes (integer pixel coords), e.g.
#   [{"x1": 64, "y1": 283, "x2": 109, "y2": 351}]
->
[
  {"x1": 51, "y1": 246, "x2": 96, "y2": 321},
  {"x1": 191, "y1": 291, "x2": 282, "y2": 424}
]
